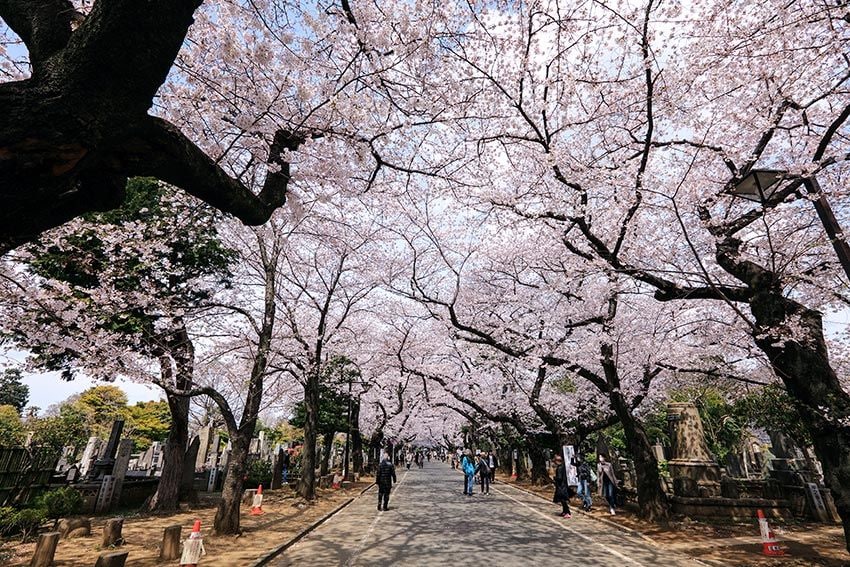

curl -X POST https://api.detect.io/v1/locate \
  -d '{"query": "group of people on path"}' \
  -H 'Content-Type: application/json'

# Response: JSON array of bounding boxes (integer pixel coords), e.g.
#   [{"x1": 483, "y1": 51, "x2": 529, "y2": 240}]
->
[
  {"x1": 552, "y1": 453, "x2": 619, "y2": 519},
  {"x1": 459, "y1": 449, "x2": 497, "y2": 495}
]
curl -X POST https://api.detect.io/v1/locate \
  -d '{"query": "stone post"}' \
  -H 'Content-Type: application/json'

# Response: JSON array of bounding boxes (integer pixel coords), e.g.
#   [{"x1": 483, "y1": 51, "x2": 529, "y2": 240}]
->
[
  {"x1": 101, "y1": 518, "x2": 124, "y2": 548},
  {"x1": 29, "y1": 532, "x2": 59, "y2": 567},
  {"x1": 159, "y1": 525, "x2": 182, "y2": 560},
  {"x1": 94, "y1": 550, "x2": 128, "y2": 567}
]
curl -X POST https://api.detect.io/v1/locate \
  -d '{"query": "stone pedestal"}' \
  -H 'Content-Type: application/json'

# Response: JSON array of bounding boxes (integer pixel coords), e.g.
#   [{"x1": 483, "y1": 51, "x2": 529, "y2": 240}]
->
[{"x1": 667, "y1": 403, "x2": 721, "y2": 497}]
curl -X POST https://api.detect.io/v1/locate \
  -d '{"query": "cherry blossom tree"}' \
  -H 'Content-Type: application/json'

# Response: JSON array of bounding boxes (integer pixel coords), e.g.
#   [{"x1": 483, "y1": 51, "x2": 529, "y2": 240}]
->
[
  {"x1": 0, "y1": 178, "x2": 233, "y2": 512},
  {"x1": 0, "y1": 0, "x2": 308, "y2": 254}
]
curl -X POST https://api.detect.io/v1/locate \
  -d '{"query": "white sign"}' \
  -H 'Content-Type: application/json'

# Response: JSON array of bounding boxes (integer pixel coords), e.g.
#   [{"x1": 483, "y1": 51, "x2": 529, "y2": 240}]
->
[
  {"x1": 180, "y1": 537, "x2": 206, "y2": 564},
  {"x1": 562, "y1": 445, "x2": 578, "y2": 486}
]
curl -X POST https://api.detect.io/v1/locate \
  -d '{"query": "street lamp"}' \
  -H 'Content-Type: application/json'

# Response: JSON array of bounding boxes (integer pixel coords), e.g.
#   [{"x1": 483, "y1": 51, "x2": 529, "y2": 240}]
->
[{"x1": 730, "y1": 169, "x2": 850, "y2": 282}]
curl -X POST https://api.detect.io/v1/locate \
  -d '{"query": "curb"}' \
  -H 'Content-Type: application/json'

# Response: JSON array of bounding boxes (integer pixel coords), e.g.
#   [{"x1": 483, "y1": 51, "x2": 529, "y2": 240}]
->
[{"x1": 250, "y1": 483, "x2": 376, "y2": 567}]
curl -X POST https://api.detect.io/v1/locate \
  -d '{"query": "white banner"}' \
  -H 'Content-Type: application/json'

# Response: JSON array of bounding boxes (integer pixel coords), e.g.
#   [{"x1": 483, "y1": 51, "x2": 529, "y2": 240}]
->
[
  {"x1": 562, "y1": 445, "x2": 578, "y2": 486},
  {"x1": 180, "y1": 537, "x2": 206, "y2": 565}
]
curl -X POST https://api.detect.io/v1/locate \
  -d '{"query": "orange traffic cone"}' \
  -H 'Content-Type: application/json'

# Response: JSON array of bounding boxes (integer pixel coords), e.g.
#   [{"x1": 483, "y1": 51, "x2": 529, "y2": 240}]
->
[
  {"x1": 180, "y1": 520, "x2": 206, "y2": 566},
  {"x1": 757, "y1": 509, "x2": 786, "y2": 556},
  {"x1": 250, "y1": 484, "x2": 264, "y2": 515}
]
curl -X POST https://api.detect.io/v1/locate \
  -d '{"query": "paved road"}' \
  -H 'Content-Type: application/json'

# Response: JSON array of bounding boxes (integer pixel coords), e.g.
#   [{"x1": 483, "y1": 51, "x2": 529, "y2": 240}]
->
[{"x1": 272, "y1": 462, "x2": 700, "y2": 566}]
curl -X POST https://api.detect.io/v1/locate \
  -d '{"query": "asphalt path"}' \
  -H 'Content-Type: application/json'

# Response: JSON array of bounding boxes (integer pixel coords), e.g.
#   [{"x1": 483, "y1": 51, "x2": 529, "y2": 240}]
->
[{"x1": 271, "y1": 461, "x2": 700, "y2": 566}]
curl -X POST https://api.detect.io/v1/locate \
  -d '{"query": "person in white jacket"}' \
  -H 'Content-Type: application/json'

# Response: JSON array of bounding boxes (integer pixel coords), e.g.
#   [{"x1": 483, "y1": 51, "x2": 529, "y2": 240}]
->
[{"x1": 597, "y1": 454, "x2": 619, "y2": 515}]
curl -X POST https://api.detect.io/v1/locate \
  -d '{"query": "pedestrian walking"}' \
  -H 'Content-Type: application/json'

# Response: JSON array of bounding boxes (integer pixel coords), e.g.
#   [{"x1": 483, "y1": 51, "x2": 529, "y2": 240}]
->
[
  {"x1": 597, "y1": 454, "x2": 619, "y2": 515},
  {"x1": 487, "y1": 451, "x2": 497, "y2": 484},
  {"x1": 281, "y1": 448, "x2": 291, "y2": 484},
  {"x1": 461, "y1": 449, "x2": 476, "y2": 496},
  {"x1": 552, "y1": 455, "x2": 572, "y2": 518},
  {"x1": 574, "y1": 456, "x2": 592, "y2": 511},
  {"x1": 405, "y1": 452, "x2": 413, "y2": 470},
  {"x1": 476, "y1": 453, "x2": 491, "y2": 494},
  {"x1": 376, "y1": 453, "x2": 397, "y2": 511}
]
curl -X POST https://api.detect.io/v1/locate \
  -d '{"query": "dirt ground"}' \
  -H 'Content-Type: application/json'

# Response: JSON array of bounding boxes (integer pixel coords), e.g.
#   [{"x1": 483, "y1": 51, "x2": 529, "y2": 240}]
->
[
  {"x1": 504, "y1": 475, "x2": 849, "y2": 566},
  {"x1": 0, "y1": 480, "x2": 373, "y2": 566}
]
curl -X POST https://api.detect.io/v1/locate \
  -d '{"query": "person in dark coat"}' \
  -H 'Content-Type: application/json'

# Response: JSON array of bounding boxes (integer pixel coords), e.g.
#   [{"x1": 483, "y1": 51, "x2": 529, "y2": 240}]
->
[
  {"x1": 552, "y1": 455, "x2": 572, "y2": 518},
  {"x1": 574, "y1": 457, "x2": 592, "y2": 511},
  {"x1": 376, "y1": 454, "x2": 397, "y2": 511}
]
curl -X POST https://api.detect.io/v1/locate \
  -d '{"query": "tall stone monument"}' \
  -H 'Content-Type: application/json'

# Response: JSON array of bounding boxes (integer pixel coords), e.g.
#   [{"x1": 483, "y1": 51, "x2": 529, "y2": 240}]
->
[{"x1": 667, "y1": 403, "x2": 721, "y2": 496}]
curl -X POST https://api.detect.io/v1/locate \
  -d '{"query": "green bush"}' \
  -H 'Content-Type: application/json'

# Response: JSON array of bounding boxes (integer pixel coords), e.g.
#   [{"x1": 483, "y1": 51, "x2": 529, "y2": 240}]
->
[
  {"x1": 38, "y1": 487, "x2": 83, "y2": 525},
  {"x1": 14, "y1": 508, "x2": 46, "y2": 541},
  {"x1": 0, "y1": 506, "x2": 16, "y2": 536},
  {"x1": 246, "y1": 459, "x2": 272, "y2": 489},
  {"x1": 0, "y1": 506, "x2": 47, "y2": 541}
]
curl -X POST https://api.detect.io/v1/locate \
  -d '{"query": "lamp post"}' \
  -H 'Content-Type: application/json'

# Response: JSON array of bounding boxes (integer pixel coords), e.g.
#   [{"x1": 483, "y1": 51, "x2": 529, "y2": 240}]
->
[{"x1": 730, "y1": 169, "x2": 850, "y2": 282}]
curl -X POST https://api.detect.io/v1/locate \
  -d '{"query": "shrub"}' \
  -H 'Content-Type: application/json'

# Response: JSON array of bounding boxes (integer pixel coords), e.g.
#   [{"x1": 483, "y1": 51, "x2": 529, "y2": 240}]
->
[
  {"x1": 0, "y1": 506, "x2": 47, "y2": 541},
  {"x1": 246, "y1": 459, "x2": 272, "y2": 489},
  {"x1": 13, "y1": 508, "x2": 46, "y2": 541},
  {"x1": 38, "y1": 487, "x2": 83, "y2": 526},
  {"x1": 0, "y1": 506, "x2": 16, "y2": 536}
]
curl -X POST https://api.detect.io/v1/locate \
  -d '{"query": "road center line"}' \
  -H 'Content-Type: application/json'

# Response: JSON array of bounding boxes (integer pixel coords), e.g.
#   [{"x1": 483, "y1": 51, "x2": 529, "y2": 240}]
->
[{"x1": 491, "y1": 484, "x2": 647, "y2": 567}]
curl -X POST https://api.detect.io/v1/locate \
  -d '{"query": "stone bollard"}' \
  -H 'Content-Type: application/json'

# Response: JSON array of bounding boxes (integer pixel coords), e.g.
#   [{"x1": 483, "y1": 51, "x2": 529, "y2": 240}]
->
[
  {"x1": 160, "y1": 524, "x2": 182, "y2": 561},
  {"x1": 59, "y1": 517, "x2": 92, "y2": 539},
  {"x1": 30, "y1": 532, "x2": 60, "y2": 567},
  {"x1": 101, "y1": 518, "x2": 124, "y2": 548},
  {"x1": 242, "y1": 489, "x2": 257, "y2": 506},
  {"x1": 94, "y1": 550, "x2": 128, "y2": 567}
]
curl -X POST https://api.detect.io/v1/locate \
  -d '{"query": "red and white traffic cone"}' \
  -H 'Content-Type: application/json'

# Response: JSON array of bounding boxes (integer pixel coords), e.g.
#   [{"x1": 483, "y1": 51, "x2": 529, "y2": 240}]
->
[
  {"x1": 180, "y1": 520, "x2": 206, "y2": 566},
  {"x1": 250, "y1": 484, "x2": 264, "y2": 515},
  {"x1": 757, "y1": 509, "x2": 786, "y2": 556}
]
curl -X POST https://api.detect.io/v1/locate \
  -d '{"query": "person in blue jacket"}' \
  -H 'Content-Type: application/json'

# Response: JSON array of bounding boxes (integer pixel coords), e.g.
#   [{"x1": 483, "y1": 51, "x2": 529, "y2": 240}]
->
[{"x1": 461, "y1": 449, "x2": 476, "y2": 496}]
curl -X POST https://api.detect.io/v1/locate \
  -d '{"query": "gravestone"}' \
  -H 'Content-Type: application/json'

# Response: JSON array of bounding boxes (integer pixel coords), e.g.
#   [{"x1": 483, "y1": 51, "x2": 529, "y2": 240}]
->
[
  {"x1": 249, "y1": 437, "x2": 261, "y2": 455},
  {"x1": 109, "y1": 439, "x2": 133, "y2": 509},
  {"x1": 149, "y1": 441, "x2": 163, "y2": 473},
  {"x1": 79, "y1": 437, "x2": 102, "y2": 478},
  {"x1": 195, "y1": 426, "x2": 212, "y2": 471},
  {"x1": 271, "y1": 447, "x2": 284, "y2": 490},
  {"x1": 91, "y1": 421, "x2": 125, "y2": 480},
  {"x1": 96, "y1": 476, "x2": 117, "y2": 513},
  {"x1": 805, "y1": 482, "x2": 830, "y2": 523},
  {"x1": 724, "y1": 452, "x2": 746, "y2": 478},
  {"x1": 181, "y1": 437, "x2": 200, "y2": 498},
  {"x1": 667, "y1": 403, "x2": 721, "y2": 496}
]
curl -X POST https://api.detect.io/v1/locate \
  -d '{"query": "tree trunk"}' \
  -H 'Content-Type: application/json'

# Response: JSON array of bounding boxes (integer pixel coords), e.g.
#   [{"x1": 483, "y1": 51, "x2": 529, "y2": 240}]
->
[
  {"x1": 298, "y1": 372, "x2": 320, "y2": 500},
  {"x1": 527, "y1": 442, "x2": 551, "y2": 485},
  {"x1": 609, "y1": 390, "x2": 669, "y2": 521},
  {"x1": 144, "y1": 390, "x2": 188, "y2": 511},
  {"x1": 366, "y1": 430, "x2": 383, "y2": 474},
  {"x1": 320, "y1": 432, "x2": 333, "y2": 477},
  {"x1": 352, "y1": 400, "x2": 364, "y2": 475},
  {"x1": 213, "y1": 434, "x2": 249, "y2": 534},
  {"x1": 750, "y1": 294, "x2": 850, "y2": 550},
  {"x1": 144, "y1": 335, "x2": 192, "y2": 512},
  {"x1": 514, "y1": 448, "x2": 528, "y2": 481}
]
